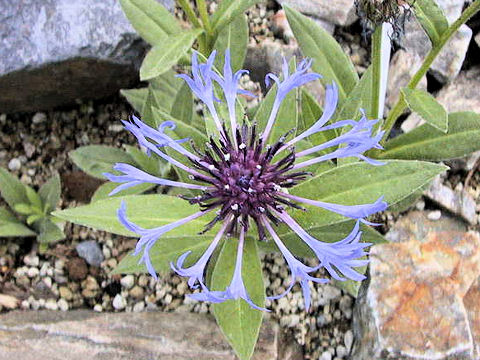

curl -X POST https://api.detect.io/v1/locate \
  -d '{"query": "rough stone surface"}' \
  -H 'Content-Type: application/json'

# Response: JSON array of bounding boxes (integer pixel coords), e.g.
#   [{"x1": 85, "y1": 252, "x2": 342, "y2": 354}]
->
[
  {"x1": 386, "y1": 210, "x2": 468, "y2": 243},
  {"x1": 402, "y1": 0, "x2": 472, "y2": 84},
  {"x1": 0, "y1": 310, "x2": 303, "y2": 360},
  {"x1": 402, "y1": 67, "x2": 480, "y2": 132},
  {"x1": 0, "y1": 0, "x2": 173, "y2": 113},
  {"x1": 425, "y1": 177, "x2": 477, "y2": 225},
  {"x1": 76, "y1": 240, "x2": 104, "y2": 267},
  {"x1": 277, "y1": 0, "x2": 357, "y2": 26},
  {"x1": 386, "y1": 50, "x2": 427, "y2": 110},
  {"x1": 352, "y1": 231, "x2": 480, "y2": 360}
]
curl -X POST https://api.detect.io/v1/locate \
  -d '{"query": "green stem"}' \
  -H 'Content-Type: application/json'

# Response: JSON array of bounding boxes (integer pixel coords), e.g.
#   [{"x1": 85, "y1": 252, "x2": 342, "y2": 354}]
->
[
  {"x1": 177, "y1": 0, "x2": 202, "y2": 28},
  {"x1": 381, "y1": 0, "x2": 480, "y2": 144},
  {"x1": 371, "y1": 24, "x2": 383, "y2": 120},
  {"x1": 196, "y1": 0, "x2": 213, "y2": 34}
]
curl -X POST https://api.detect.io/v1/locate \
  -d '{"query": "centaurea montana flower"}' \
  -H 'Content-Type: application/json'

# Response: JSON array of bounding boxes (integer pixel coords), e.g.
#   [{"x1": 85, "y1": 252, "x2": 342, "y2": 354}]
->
[{"x1": 105, "y1": 51, "x2": 387, "y2": 310}]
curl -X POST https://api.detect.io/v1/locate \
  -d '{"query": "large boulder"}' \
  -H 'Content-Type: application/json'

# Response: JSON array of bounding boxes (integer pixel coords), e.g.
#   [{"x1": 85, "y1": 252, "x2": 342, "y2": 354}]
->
[
  {"x1": 0, "y1": 310, "x2": 303, "y2": 360},
  {"x1": 0, "y1": 0, "x2": 173, "y2": 113}
]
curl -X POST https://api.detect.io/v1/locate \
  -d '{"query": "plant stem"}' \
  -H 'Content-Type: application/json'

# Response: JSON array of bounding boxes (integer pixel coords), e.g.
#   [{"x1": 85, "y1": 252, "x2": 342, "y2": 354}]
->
[
  {"x1": 178, "y1": 0, "x2": 202, "y2": 28},
  {"x1": 196, "y1": 0, "x2": 213, "y2": 34},
  {"x1": 381, "y1": 0, "x2": 480, "y2": 144},
  {"x1": 371, "y1": 24, "x2": 383, "y2": 120}
]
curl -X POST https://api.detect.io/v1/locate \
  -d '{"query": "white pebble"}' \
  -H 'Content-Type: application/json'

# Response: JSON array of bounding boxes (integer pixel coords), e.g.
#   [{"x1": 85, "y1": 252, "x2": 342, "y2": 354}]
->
[
  {"x1": 133, "y1": 301, "x2": 145, "y2": 312},
  {"x1": 320, "y1": 351, "x2": 332, "y2": 360},
  {"x1": 344, "y1": 330, "x2": 353, "y2": 351},
  {"x1": 27, "y1": 267, "x2": 39, "y2": 278},
  {"x1": 93, "y1": 304, "x2": 103, "y2": 312},
  {"x1": 23, "y1": 254, "x2": 39, "y2": 267},
  {"x1": 8, "y1": 158, "x2": 21, "y2": 171},
  {"x1": 427, "y1": 210, "x2": 442, "y2": 221},
  {"x1": 42, "y1": 276, "x2": 52, "y2": 288},
  {"x1": 112, "y1": 294, "x2": 126, "y2": 310},
  {"x1": 32, "y1": 112, "x2": 46, "y2": 124},
  {"x1": 57, "y1": 298, "x2": 69, "y2": 311},
  {"x1": 45, "y1": 299, "x2": 58, "y2": 311},
  {"x1": 120, "y1": 275, "x2": 135, "y2": 289}
]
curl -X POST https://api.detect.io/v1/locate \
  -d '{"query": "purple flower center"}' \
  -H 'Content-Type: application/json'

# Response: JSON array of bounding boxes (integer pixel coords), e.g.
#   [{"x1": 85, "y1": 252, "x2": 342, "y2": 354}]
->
[{"x1": 183, "y1": 124, "x2": 307, "y2": 238}]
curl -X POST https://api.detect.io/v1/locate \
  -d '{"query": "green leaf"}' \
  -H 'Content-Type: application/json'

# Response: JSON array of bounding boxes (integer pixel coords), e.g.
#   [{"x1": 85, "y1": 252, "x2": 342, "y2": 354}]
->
[
  {"x1": 336, "y1": 65, "x2": 374, "y2": 121},
  {"x1": 213, "y1": 14, "x2": 249, "y2": 72},
  {"x1": 0, "y1": 207, "x2": 36, "y2": 237},
  {"x1": 25, "y1": 186, "x2": 43, "y2": 211},
  {"x1": 284, "y1": 5, "x2": 359, "y2": 102},
  {"x1": 120, "y1": 88, "x2": 148, "y2": 114},
  {"x1": 91, "y1": 182, "x2": 155, "y2": 203},
  {"x1": 211, "y1": 0, "x2": 261, "y2": 32},
  {"x1": 140, "y1": 29, "x2": 203, "y2": 81},
  {"x1": 26, "y1": 214, "x2": 44, "y2": 226},
  {"x1": 124, "y1": 145, "x2": 169, "y2": 176},
  {"x1": 119, "y1": 0, "x2": 182, "y2": 46},
  {"x1": 212, "y1": 237, "x2": 265, "y2": 360},
  {"x1": 69, "y1": 145, "x2": 135, "y2": 179},
  {"x1": 53, "y1": 195, "x2": 214, "y2": 237},
  {"x1": 254, "y1": 58, "x2": 299, "y2": 142},
  {"x1": 35, "y1": 218, "x2": 65, "y2": 244},
  {"x1": 13, "y1": 203, "x2": 33, "y2": 215},
  {"x1": 288, "y1": 160, "x2": 447, "y2": 228},
  {"x1": 402, "y1": 88, "x2": 448, "y2": 132},
  {"x1": 413, "y1": 0, "x2": 449, "y2": 46},
  {"x1": 0, "y1": 167, "x2": 28, "y2": 210},
  {"x1": 378, "y1": 112, "x2": 480, "y2": 161},
  {"x1": 39, "y1": 173, "x2": 61, "y2": 213},
  {"x1": 171, "y1": 82, "x2": 194, "y2": 125},
  {"x1": 113, "y1": 234, "x2": 213, "y2": 275}
]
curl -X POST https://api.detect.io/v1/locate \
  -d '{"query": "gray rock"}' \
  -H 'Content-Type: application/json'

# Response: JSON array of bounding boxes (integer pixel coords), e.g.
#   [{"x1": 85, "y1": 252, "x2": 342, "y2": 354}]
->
[
  {"x1": 76, "y1": 240, "x2": 104, "y2": 267},
  {"x1": 277, "y1": 0, "x2": 357, "y2": 26},
  {"x1": 402, "y1": 67, "x2": 480, "y2": 132},
  {"x1": 0, "y1": 0, "x2": 174, "y2": 113},
  {"x1": 425, "y1": 176, "x2": 477, "y2": 225},
  {"x1": 475, "y1": 32, "x2": 480, "y2": 48},
  {"x1": 386, "y1": 210, "x2": 467, "y2": 243},
  {"x1": 386, "y1": 50, "x2": 427, "y2": 111},
  {"x1": 402, "y1": 4, "x2": 472, "y2": 84},
  {"x1": 0, "y1": 310, "x2": 303, "y2": 360}
]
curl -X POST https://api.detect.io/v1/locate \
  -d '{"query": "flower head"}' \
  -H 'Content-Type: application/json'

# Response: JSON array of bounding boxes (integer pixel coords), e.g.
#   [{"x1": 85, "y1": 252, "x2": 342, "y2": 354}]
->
[{"x1": 109, "y1": 51, "x2": 387, "y2": 310}]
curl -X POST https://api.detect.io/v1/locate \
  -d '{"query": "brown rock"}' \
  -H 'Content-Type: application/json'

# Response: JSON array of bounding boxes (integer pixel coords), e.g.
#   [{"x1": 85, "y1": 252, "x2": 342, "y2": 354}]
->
[
  {"x1": 0, "y1": 310, "x2": 303, "y2": 360},
  {"x1": 353, "y1": 231, "x2": 480, "y2": 360},
  {"x1": 65, "y1": 257, "x2": 88, "y2": 281}
]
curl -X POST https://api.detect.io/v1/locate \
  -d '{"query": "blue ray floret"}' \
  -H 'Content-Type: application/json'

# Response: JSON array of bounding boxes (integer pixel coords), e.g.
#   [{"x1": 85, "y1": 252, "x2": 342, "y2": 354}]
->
[{"x1": 108, "y1": 50, "x2": 387, "y2": 311}]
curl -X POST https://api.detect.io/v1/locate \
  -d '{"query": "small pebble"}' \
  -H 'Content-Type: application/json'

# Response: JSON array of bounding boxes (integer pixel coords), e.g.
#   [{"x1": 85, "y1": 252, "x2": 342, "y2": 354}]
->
[
  {"x1": 133, "y1": 301, "x2": 145, "y2": 312},
  {"x1": 57, "y1": 298, "x2": 69, "y2": 311},
  {"x1": 93, "y1": 304, "x2": 103, "y2": 312},
  {"x1": 8, "y1": 158, "x2": 21, "y2": 171},
  {"x1": 120, "y1": 275, "x2": 135, "y2": 289},
  {"x1": 112, "y1": 294, "x2": 126, "y2": 310},
  {"x1": 23, "y1": 254, "x2": 39, "y2": 267},
  {"x1": 427, "y1": 210, "x2": 442, "y2": 221},
  {"x1": 27, "y1": 267, "x2": 39, "y2": 278}
]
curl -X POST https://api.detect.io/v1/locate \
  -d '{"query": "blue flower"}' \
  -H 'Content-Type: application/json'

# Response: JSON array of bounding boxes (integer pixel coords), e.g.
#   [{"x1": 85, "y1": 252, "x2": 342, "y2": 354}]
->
[{"x1": 108, "y1": 50, "x2": 387, "y2": 311}]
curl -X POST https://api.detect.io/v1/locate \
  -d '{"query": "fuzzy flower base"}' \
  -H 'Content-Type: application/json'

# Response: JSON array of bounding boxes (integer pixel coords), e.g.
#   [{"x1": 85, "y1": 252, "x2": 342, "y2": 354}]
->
[{"x1": 105, "y1": 50, "x2": 387, "y2": 310}]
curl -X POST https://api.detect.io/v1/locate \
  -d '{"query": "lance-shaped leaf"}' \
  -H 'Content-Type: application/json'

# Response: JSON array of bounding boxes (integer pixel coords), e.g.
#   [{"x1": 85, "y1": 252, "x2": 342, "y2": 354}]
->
[
  {"x1": 53, "y1": 195, "x2": 214, "y2": 237},
  {"x1": 0, "y1": 207, "x2": 36, "y2": 237},
  {"x1": 69, "y1": 145, "x2": 135, "y2": 179},
  {"x1": 284, "y1": 5, "x2": 358, "y2": 102},
  {"x1": 39, "y1": 173, "x2": 61, "y2": 213},
  {"x1": 0, "y1": 167, "x2": 29, "y2": 210},
  {"x1": 91, "y1": 182, "x2": 155, "y2": 203},
  {"x1": 171, "y1": 83, "x2": 194, "y2": 125},
  {"x1": 402, "y1": 88, "x2": 448, "y2": 132},
  {"x1": 378, "y1": 112, "x2": 480, "y2": 161},
  {"x1": 288, "y1": 160, "x2": 447, "y2": 228},
  {"x1": 413, "y1": 0, "x2": 449, "y2": 46},
  {"x1": 211, "y1": 0, "x2": 261, "y2": 32},
  {"x1": 120, "y1": 88, "x2": 148, "y2": 114},
  {"x1": 213, "y1": 14, "x2": 249, "y2": 72},
  {"x1": 140, "y1": 29, "x2": 203, "y2": 81},
  {"x1": 212, "y1": 237, "x2": 265, "y2": 360},
  {"x1": 120, "y1": 0, "x2": 181, "y2": 46}
]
